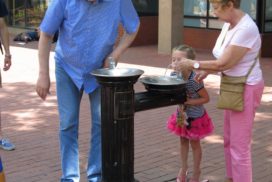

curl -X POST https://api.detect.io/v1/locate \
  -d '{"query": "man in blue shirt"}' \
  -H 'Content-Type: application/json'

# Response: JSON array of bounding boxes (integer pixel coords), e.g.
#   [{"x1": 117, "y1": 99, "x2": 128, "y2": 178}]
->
[{"x1": 36, "y1": 0, "x2": 140, "y2": 181}]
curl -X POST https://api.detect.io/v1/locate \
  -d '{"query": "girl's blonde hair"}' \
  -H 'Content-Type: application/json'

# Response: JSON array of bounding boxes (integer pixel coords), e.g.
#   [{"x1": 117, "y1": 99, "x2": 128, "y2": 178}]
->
[
  {"x1": 172, "y1": 44, "x2": 196, "y2": 60},
  {"x1": 209, "y1": 0, "x2": 241, "y2": 8}
]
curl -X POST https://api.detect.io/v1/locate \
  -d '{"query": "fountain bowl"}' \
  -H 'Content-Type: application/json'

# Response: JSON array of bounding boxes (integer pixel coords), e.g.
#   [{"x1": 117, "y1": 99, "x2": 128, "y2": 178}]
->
[{"x1": 139, "y1": 75, "x2": 187, "y2": 93}]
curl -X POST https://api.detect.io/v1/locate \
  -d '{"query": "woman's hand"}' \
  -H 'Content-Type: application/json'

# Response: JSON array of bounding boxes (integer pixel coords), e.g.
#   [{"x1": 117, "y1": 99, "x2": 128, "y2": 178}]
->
[
  {"x1": 194, "y1": 70, "x2": 209, "y2": 82},
  {"x1": 171, "y1": 58, "x2": 193, "y2": 72}
]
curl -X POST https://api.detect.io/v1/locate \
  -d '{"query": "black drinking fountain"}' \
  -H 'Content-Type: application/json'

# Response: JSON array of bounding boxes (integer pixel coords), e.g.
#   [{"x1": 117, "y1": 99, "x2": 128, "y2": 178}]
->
[{"x1": 91, "y1": 67, "x2": 187, "y2": 182}]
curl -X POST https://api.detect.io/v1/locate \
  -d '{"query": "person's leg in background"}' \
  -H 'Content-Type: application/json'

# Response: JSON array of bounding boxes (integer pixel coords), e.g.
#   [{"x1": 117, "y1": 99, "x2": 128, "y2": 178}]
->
[
  {"x1": 87, "y1": 87, "x2": 102, "y2": 182},
  {"x1": 0, "y1": 71, "x2": 15, "y2": 151},
  {"x1": 56, "y1": 63, "x2": 83, "y2": 182},
  {"x1": 0, "y1": 107, "x2": 15, "y2": 151}
]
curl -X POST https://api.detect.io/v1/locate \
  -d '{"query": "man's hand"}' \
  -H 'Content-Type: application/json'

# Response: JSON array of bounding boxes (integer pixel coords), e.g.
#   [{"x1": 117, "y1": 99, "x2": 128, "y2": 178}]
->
[{"x1": 36, "y1": 73, "x2": 51, "y2": 100}]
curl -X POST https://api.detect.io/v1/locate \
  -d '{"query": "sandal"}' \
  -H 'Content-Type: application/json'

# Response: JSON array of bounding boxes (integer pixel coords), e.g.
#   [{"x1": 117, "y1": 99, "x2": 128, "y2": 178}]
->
[
  {"x1": 225, "y1": 178, "x2": 233, "y2": 182},
  {"x1": 189, "y1": 179, "x2": 209, "y2": 182},
  {"x1": 176, "y1": 168, "x2": 188, "y2": 182}
]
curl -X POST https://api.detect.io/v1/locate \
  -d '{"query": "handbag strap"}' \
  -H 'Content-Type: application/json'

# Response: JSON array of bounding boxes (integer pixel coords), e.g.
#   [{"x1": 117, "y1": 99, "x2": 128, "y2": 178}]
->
[{"x1": 245, "y1": 52, "x2": 259, "y2": 78}]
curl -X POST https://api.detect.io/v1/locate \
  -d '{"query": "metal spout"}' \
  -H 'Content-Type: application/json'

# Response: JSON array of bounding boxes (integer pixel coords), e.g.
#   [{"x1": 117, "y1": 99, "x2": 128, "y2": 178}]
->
[{"x1": 108, "y1": 57, "x2": 116, "y2": 69}]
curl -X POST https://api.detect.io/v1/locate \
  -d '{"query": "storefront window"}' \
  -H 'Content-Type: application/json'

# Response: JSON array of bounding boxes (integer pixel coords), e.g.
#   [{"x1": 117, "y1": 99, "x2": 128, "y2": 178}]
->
[
  {"x1": 4, "y1": 0, "x2": 270, "y2": 33},
  {"x1": 184, "y1": 0, "x2": 207, "y2": 16},
  {"x1": 184, "y1": 0, "x2": 208, "y2": 27},
  {"x1": 184, "y1": 0, "x2": 257, "y2": 29},
  {"x1": 184, "y1": 0, "x2": 224, "y2": 29},
  {"x1": 7, "y1": 0, "x2": 48, "y2": 28},
  {"x1": 241, "y1": 0, "x2": 257, "y2": 19},
  {"x1": 265, "y1": 0, "x2": 272, "y2": 32}
]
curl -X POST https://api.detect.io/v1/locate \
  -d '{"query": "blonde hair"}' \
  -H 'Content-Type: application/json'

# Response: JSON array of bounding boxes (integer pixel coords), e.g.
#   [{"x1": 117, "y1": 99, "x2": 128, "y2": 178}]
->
[
  {"x1": 172, "y1": 44, "x2": 196, "y2": 60},
  {"x1": 209, "y1": 0, "x2": 241, "y2": 8}
]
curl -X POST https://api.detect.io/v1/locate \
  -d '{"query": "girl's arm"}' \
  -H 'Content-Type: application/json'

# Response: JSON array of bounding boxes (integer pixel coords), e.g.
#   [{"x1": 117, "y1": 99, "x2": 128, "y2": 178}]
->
[{"x1": 185, "y1": 87, "x2": 210, "y2": 106}]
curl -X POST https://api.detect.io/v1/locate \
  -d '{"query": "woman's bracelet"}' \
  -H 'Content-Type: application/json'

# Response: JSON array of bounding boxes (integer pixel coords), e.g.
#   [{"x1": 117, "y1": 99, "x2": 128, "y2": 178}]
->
[{"x1": 5, "y1": 54, "x2": 11, "y2": 59}]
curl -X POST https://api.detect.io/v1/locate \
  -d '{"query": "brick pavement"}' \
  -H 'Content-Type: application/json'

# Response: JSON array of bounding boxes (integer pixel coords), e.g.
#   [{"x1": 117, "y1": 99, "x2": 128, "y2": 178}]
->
[{"x1": 0, "y1": 42, "x2": 271, "y2": 182}]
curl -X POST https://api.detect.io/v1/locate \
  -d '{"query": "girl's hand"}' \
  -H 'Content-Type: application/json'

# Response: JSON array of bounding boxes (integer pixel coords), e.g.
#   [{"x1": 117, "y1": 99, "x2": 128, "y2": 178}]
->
[{"x1": 172, "y1": 58, "x2": 193, "y2": 72}]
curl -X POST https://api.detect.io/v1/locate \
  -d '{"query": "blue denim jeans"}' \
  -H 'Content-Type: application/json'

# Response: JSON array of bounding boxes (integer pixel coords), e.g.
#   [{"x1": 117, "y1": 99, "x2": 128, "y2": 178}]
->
[{"x1": 55, "y1": 64, "x2": 101, "y2": 182}]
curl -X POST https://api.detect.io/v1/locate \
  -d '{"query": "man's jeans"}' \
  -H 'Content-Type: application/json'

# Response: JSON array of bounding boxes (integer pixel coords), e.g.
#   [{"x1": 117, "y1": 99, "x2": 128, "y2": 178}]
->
[{"x1": 55, "y1": 64, "x2": 101, "y2": 182}]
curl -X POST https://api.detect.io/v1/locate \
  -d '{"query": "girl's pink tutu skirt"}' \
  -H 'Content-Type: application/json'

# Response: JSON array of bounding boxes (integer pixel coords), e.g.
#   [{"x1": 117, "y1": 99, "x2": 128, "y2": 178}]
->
[{"x1": 167, "y1": 111, "x2": 214, "y2": 140}]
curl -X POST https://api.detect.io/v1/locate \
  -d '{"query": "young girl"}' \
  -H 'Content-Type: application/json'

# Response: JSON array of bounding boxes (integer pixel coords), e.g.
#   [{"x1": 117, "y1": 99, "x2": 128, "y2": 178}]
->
[{"x1": 167, "y1": 45, "x2": 213, "y2": 182}]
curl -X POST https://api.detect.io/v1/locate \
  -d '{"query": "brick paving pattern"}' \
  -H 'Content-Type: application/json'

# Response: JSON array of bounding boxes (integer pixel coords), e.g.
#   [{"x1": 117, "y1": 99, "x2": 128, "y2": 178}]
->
[{"x1": 0, "y1": 41, "x2": 271, "y2": 182}]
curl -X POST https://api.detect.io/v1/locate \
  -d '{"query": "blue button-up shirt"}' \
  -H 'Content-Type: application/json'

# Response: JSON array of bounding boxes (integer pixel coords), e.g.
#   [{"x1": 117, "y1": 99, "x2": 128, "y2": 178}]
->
[{"x1": 40, "y1": 0, "x2": 139, "y2": 93}]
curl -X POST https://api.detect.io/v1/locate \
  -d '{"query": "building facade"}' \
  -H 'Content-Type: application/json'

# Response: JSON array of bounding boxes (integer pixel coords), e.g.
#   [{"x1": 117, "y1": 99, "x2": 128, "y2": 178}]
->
[{"x1": 3, "y1": 0, "x2": 272, "y2": 57}]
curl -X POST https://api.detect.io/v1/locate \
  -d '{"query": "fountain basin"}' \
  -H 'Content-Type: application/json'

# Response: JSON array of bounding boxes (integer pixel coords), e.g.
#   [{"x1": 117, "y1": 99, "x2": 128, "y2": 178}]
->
[{"x1": 139, "y1": 75, "x2": 187, "y2": 93}]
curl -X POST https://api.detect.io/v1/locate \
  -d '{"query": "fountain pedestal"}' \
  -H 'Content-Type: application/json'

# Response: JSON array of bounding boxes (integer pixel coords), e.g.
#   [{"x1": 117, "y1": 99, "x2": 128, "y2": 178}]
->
[{"x1": 92, "y1": 68, "x2": 186, "y2": 182}]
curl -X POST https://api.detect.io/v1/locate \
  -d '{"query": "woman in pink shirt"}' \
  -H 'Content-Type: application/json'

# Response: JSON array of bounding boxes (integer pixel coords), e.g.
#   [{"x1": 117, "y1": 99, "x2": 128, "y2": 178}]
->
[{"x1": 173, "y1": 0, "x2": 264, "y2": 182}]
